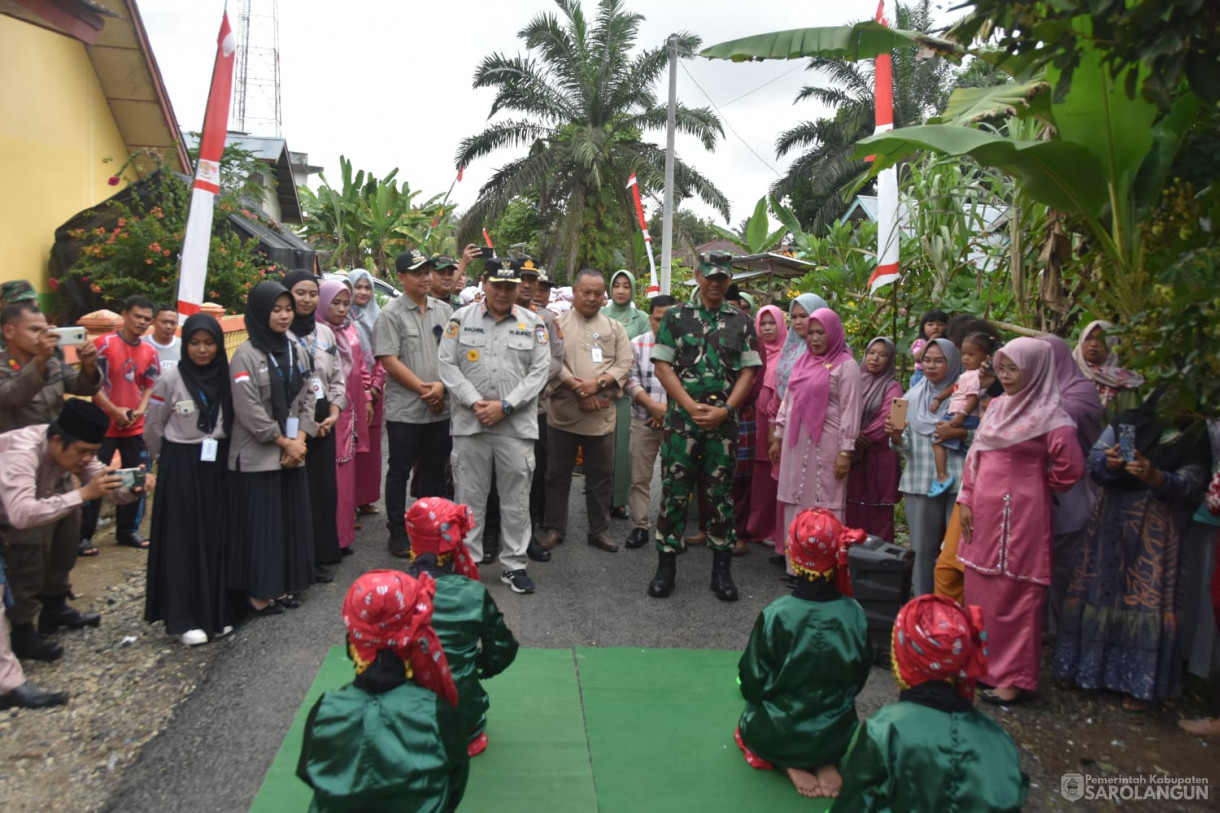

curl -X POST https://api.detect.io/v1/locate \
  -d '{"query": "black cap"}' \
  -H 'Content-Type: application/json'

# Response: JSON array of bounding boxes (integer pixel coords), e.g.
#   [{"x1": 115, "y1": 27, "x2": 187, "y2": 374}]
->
[
  {"x1": 55, "y1": 399, "x2": 110, "y2": 444},
  {"x1": 396, "y1": 249, "x2": 434, "y2": 273},
  {"x1": 698, "y1": 251, "x2": 734, "y2": 278},
  {"x1": 517, "y1": 257, "x2": 541, "y2": 278},
  {"x1": 485, "y1": 257, "x2": 520, "y2": 283}
]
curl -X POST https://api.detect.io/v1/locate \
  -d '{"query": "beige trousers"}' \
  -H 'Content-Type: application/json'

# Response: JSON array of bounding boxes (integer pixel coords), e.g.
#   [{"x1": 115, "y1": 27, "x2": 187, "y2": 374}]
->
[
  {"x1": 628, "y1": 416, "x2": 664, "y2": 529},
  {"x1": 0, "y1": 585, "x2": 25, "y2": 694}
]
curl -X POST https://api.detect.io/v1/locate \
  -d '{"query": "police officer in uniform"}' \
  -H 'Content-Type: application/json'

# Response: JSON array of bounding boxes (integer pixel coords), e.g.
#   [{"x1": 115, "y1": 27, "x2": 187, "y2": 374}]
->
[
  {"x1": 437, "y1": 258, "x2": 551, "y2": 594},
  {"x1": 648, "y1": 252, "x2": 761, "y2": 601}
]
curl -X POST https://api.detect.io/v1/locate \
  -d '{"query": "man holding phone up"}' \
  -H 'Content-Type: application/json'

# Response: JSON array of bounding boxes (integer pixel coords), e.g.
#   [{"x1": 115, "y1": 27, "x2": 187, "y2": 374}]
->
[
  {"x1": 0, "y1": 301, "x2": 101, "y2": 433},
  {"x1": 0, "y1": 400, "x2": 145, "y2": 665},
  {"x1": 80, "y1": 295, "x2": 160, "y2": 553}
]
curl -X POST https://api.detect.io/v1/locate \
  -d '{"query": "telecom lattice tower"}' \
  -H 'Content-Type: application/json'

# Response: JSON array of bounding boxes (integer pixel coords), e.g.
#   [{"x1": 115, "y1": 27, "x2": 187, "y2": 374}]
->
[{"x1": 233, "y1": 0, "x2": 281, "y2": 136}]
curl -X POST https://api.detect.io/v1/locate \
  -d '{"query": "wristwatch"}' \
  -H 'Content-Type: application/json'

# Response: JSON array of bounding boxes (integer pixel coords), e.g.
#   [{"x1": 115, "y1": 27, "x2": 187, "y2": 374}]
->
[
  {"x1": 501, "y1": 399, "x2": 515, "y2": 416},
  {"x1": 597, "y1": 376, "x2": 608, "y2": 390}
]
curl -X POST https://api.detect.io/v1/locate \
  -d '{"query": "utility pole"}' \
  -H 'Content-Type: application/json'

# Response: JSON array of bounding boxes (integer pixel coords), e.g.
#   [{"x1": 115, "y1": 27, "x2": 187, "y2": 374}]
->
[{"x1": 660, "y1": 34, "x2": 677, "y2": 295}]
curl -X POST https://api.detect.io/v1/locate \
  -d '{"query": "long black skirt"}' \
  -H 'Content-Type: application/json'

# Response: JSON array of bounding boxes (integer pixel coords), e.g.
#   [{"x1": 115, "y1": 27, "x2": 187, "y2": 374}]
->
[
  {"x1": 227, "y1": 466, "x2": 314, "y2": 601},
  {"x1": 145, "y1": 440, "x2": 235, "y2": 636},
  {"x1": 307, "y1": 428, "x2": 341, "y2": 566}
]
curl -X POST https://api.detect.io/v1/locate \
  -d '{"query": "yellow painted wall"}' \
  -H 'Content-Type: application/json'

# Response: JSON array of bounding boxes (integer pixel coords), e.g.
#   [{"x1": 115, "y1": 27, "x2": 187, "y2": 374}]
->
[{"x1": 0, "y1": 17, "x2": 135, "y2": 297}]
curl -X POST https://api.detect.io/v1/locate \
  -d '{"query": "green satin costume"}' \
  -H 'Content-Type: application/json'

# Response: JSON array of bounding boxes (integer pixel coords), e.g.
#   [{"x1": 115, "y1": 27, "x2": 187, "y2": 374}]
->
[
  {"x1": 737, "y1": 591, "x2": 871, "y2": 768},
  {"x1": 297, "y1": 680, "x2": 469, "y2": 813},
  {"x1": 429, "y1": 572, "x2": 519, "y2": 739},
  {"x1": 831, "y1": 693, "x2": 1029, "y2": 812}
]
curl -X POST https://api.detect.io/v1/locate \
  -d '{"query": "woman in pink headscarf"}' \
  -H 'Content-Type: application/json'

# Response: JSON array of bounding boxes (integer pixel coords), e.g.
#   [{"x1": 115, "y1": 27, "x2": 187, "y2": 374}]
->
[
  {"x1": 957, "y1": 337, "x2": 1085, "y2": 704},
  {"x1": 769, "y1": 308, "x2": 862, "y2": 550},
  {"x1": 747, "y1": 305, "x2": 788, "y2": 555},
  {"x1": 845, "y1": 337, "x2": 905, "y2": 542},
  {"x1": 317, "y1": 279, "x2": 373, "y2": 551}
]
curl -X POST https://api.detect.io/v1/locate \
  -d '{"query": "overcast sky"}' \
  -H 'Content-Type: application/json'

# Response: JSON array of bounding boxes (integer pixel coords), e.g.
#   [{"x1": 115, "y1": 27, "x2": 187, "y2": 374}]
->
[{"x1": 138, "y1": 0, "x2": 948, "y2": 229}]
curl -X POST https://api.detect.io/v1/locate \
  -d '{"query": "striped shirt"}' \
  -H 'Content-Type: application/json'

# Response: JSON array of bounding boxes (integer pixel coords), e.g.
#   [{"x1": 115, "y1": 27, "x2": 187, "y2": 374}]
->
[{"x1": 626, "y1": 331, "x2": 666, "y2": 422}]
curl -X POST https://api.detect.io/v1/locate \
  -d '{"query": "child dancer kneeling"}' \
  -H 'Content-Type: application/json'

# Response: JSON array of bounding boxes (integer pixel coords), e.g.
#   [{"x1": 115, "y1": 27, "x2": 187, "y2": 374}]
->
[
  {"x1": 735, "y1": 508, "x2": 871, "y2": 798},
  {"x1": 406, "y1": 497, "x2": 519, "y2": 757},
  {"x1": 298, "y1": 570, "x2": 469, "y2": 812},
  {"x1": 832, "y1": 595, "x2": 1028, "y2": 812}
]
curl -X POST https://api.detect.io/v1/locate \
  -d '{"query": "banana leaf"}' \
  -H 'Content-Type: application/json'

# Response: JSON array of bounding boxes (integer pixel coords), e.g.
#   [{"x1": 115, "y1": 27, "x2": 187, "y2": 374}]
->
[{"x1": 700, "y1": 21, "x2": 962, "y2": 63}]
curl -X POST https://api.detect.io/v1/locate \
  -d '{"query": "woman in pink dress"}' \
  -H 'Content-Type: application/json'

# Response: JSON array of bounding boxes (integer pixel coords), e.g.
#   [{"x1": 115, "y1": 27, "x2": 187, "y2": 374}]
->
[
  {"x1": 347, "y1": 270, "x2": 386, "y2": 517},
  {"x1": 318, "y1": 280, "x2": 373, "y2": 551},
  {"x1": 957, "y1": 337, "x2": 1085, "y2": 704},
  {"x1": 845, "y1": 337, "x2": 904, "y2": 542},
  {"x1": 770, "y1": 308, "x2": 862, "y2": 554},
  {"x1": 747, "y1": 305, "x2": 788, "y2": 554}
]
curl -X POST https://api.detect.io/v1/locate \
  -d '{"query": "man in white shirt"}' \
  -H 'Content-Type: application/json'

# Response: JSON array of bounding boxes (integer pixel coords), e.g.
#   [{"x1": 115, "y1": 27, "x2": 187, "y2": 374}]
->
[{"x1": 141, "y1": 305, "x2": 181, "y2": 372}]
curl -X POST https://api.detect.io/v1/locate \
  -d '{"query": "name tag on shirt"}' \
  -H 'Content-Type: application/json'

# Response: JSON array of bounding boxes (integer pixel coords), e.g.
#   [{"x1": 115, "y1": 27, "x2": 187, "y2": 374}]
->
[
  {"x1": 286, "y1": 417, "x2": 300, "y2": 438},
  {"x1": 200, "y1": 438, "x2": 218, "y2": 462},
  {"x1": 591, "y1": 345, "x2": 604, "y2": 363},
  {"x1": 310, "y1": 376, "x2": 324, "y2": 396}
]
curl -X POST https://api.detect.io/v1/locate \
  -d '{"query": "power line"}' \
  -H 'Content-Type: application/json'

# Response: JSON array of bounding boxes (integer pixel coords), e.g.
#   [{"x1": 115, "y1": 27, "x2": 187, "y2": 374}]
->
[
  {"x1": 720, "y1": 64, "x2": 801, "y2": 108},
  {"x1": 679, "y1": 61, "x2": 782, "y2": 178}
]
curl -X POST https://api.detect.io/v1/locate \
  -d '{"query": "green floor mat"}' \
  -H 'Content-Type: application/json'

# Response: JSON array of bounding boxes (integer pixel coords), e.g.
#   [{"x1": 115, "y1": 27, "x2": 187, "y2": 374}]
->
[
  {"x1": 576, "y1": 647, "x2": 832, "y2": 813},
  {"x1": 253, "y1": 647, "x2": 834, "y2": 812},
  {"x1": 249, "y1": 647, "x2": 597, "y2": 813}
]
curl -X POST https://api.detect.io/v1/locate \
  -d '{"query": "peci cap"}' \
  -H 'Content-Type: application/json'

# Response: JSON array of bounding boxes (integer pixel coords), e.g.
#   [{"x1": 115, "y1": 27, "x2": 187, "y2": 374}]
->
[
  {"x1": 485, "y1": 257, "x2": 521, "y2": 284},
  {"x1": 396, "y1": 249, "x2": 434, "y2": 273},
  {"x1": 698, "y1": 251, "x2": 734, "y2": 278},
  {"x1": 0, "y1": 280, "x2": 38, "y2": 304},
  {"x1": 432, "y1": 256, "x2": 458, "y2": 272},
  {"x1": 55, "y1": 399, "x2": 111, "y2": 444},
  {"x1": 516, "y1": 257, "x2": 541, "y2": 278}
]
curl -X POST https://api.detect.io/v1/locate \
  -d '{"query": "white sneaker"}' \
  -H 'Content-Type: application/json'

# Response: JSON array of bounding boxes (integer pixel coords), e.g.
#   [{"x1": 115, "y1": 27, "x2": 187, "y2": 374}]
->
[
  {"x1": 215, "y1": 625, "x2": 234, "y2": 639},
  {"x1": 180, "y1": 629, "x2": 208, "y2": 646}
]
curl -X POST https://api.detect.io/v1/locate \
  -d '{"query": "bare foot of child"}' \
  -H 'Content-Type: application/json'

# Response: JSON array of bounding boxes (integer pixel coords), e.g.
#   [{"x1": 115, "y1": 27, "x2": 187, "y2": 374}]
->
[
  {"x1": 814, "y1": 763, "x2": 842, "y2": 797},
  {"x1": 785, "y1": 767, "x2": 822, "y2": 798}
]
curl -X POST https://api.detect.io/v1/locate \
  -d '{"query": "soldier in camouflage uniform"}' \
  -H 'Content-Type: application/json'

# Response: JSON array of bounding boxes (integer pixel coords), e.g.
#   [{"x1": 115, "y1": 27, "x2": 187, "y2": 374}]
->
[{"x1": 648, "y1": 252, "x2": 761, "y2": 601}]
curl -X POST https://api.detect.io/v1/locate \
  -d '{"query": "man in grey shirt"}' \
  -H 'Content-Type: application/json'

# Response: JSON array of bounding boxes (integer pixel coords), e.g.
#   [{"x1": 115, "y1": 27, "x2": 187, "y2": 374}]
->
[
  {"x1": 374, "y1": 249, "x2": 453, "y2": 556},
  {"x1": 438, "y1": 258, "x2": 550, "y2": 594}
]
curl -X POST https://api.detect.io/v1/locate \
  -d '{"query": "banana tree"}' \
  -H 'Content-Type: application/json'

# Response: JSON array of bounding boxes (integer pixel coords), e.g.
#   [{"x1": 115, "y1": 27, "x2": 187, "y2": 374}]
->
[{"x1": 709, "y1": 197, "x2": 787, "y2": 254}]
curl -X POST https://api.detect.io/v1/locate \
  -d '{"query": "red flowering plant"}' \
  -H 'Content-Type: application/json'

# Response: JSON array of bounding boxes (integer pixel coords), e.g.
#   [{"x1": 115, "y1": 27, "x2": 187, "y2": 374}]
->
[{"x1": 63, "y1": 148, "x2": 279, "y2": 314}]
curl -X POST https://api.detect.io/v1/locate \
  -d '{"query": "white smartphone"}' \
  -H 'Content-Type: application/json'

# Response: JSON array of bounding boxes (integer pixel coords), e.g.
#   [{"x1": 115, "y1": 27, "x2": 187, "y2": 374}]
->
[{"x1": 47, "y1": 326, "x2": 88, "y2": 346}]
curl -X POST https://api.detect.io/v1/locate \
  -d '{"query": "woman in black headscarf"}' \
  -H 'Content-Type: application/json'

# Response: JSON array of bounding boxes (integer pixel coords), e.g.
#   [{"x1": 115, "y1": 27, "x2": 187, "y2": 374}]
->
[
  {"x1": 226, "y1": 282, "x2": 317, "y2": 615},
  {"x1": 282, "y1": 270, "x2": 346, "y2": 580},
  {"x1": 144, "y1": 313, "x2": 237, "y2": 644}
]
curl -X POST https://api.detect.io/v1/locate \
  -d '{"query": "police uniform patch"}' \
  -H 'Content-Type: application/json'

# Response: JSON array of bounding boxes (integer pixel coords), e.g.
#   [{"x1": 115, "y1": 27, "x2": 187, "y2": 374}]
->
[
  {"x1": 535, "y1": 325, "x2": 549, "y2": 345},
  {"x1": 466, "y1": 349, "x2": 479, "y2": 362},
  {"x1": 443, "y1": 321, "x2": 459, "y2": 339}
]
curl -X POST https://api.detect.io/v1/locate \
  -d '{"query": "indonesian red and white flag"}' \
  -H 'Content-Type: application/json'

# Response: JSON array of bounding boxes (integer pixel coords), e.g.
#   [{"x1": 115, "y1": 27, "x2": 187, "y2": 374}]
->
[
  {"x1": 176, "y1": 12, "x2": 236, "y2": 319},
  {"x1": 626, "y1": 173, "x2": 659, "y2": 296},
  {"x1": 868, "y1": 0, "x2": 900, "y2": 295}
]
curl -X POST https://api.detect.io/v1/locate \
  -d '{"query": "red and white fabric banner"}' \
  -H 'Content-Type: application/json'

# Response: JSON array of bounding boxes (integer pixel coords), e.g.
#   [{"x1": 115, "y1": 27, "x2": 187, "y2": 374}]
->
[
  {"x1": 626, "y1": 173, "x2": 659, "y2": 296},
  {"x1": 176, "y1": 12, "x2": 236, "y2": 319},
  {"x1": 868, "y1": 0, "x2": 900, "y2": 295}
]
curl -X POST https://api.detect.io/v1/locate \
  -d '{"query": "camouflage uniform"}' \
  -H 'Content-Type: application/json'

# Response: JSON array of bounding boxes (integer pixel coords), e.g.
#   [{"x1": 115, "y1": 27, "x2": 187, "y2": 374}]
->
[{"x1": 651, "y1": 299, "x2": 761, "y2": 553}]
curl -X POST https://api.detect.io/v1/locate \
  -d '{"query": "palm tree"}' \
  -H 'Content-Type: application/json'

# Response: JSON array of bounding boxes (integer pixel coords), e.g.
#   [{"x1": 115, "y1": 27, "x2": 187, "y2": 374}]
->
[
  {"x1": 456, "y1": 0, "x2": 728, "y2": 274},
  {"x1": 775, "y1": 0, "x2": 954, "y2": 231}
]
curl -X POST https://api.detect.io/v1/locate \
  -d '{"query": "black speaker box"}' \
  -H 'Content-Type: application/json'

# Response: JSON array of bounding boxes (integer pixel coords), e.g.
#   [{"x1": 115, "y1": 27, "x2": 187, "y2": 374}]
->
[{"x1": 848, "y1": 536, "x2": 915, "y2": 667}]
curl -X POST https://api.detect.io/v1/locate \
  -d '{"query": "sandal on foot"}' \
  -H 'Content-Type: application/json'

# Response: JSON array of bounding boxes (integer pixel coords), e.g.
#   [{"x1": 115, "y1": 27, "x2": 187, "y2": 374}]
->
[
  {"x1": 78, "y1": 539, "x2": 100, "y2": 557},
  {"x1": 980, "y1": 688, "x2": 1025, "y2": 706},
  {"x1": 357, "y1": 505, "x2": 380, "y2": 515},
  {"x1": 927, "y1": 475, "x2": 956, "y2": 498}
]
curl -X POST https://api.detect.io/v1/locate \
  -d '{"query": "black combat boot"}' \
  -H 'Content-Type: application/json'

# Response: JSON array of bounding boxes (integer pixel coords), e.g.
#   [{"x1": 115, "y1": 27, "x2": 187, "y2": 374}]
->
[
  {"x1": 38, "y1": 594, "x2": 101, "y2": 634},
  {"x1": 11, "y1": 622, "x2": 64, "y2": 662},
  {"x1": 647, "y1": 551, "x2": 677, "y2": 598},
  {"x1": 710, "y1": 549, "x2": 739, "y2": 602}
]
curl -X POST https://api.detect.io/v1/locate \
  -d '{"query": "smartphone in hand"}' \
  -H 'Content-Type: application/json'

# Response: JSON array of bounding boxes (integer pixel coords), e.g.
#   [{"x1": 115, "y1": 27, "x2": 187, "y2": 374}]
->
[
  {"x1": 1118, "y1": 423, "x2": 1137, "y2": 462},
  {"x1": 888, "y1": 397, "x2": 909, "y2": 429}
]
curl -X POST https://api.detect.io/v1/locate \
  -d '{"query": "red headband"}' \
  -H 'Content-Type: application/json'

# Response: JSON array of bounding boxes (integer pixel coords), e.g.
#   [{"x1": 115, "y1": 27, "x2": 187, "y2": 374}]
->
[
  {"x1": 406, "y1": 498, "x2": 480, "y2": 582},
  {"x1": 892, "y1": 595, "x2": 988, "y2": 701},
  {"x1": 786, "y1": 508, "x2": 867, "y2": 596},
  {"x1": 342, "y1": 570, "x2": 458, "y2": 706}
]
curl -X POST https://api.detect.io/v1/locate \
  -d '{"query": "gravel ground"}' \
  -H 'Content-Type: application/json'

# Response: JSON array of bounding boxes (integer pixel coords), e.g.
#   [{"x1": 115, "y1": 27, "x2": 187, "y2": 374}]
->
[{"x1": 3, "y1": 479, "x2": 1217, "y2": 811}]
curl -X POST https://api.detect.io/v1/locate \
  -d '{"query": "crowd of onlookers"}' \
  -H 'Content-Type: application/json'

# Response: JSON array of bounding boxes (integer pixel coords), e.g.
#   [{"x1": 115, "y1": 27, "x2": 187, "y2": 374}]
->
[{"x1": 2, "y1": 263, "x2": 1218, "y2": 761}]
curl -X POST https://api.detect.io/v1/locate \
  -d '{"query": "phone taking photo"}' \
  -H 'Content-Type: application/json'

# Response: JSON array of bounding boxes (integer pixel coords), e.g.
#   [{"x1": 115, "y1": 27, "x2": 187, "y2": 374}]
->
[
  {"x1": 889, "y1": 397, "x2": 909, "y2": 428},
  {"x1": 1118, "y1": 423, "x2": 1137, "y2": 463}
]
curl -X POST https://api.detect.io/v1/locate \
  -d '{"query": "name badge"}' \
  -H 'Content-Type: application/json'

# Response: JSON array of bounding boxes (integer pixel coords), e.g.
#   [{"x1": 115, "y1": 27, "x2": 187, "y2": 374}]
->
[
  {"x1": 285, "y1": 417, "x2": 300, "y2": 438},
  {"x1": 310, "y1": 376, "x2": 324, "y2": 396},
  {"x1": 591, "y1": 345, "x2": 604, "y2": 363},
  {"x1": 200, "y1": 438, "x2": 218, "y2": 462},
  {"x1": 174, "y1": 399, "x2": 196, "y2": 415}
]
